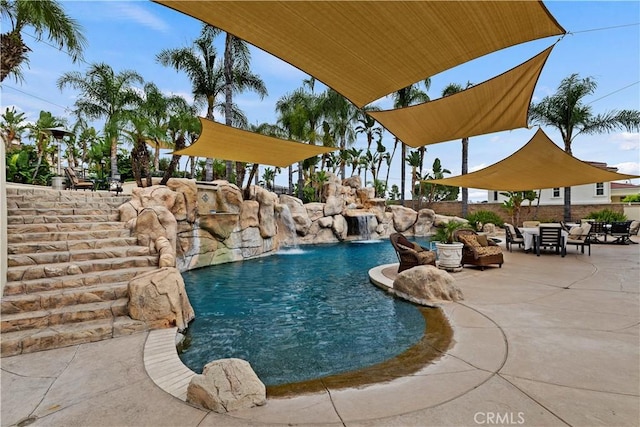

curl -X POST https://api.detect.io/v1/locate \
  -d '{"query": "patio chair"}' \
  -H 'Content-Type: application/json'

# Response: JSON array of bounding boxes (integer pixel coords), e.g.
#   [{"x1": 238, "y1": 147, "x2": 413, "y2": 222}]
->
[
  {"x1": 609, "y1": 221, "x2": 635, "y2": 244},
  {"x1": 454, "y1": 229, "x2": 503, "y2": 270},
  {"x1": 588, "y1": 221, "x2": 608, "y2": 243},
  {"x1": 64, "y1": 167, "x2": 95, "y2": 191},
  {"x1": 504, "y1": 223, "x2": 524, "y2": 252},
  {"x1": 535, "y1": 226, "x2": 565, "y2": 257},
  {"x1": 390, "y1": 233, "x2": 436, "y2": 273},
  {"x1": 566, "y1": 222, "x2": 592, "y2": 255}
]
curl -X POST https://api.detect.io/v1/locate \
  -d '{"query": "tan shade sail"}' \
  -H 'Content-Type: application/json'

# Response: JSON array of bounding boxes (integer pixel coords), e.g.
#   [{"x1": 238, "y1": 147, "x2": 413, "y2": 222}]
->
[
  {"x1": 424, "y1": 128, "x2": 639, "y2": 191},
  {"x1": 173, "y1": 118, "x2": 337, "y2": 168},
  {"x1": 369, "y1": 46, "x2": 554, "y2": 148},
  {"x1": 155, "y1": 1, "x2": 565, "y2": 108}
]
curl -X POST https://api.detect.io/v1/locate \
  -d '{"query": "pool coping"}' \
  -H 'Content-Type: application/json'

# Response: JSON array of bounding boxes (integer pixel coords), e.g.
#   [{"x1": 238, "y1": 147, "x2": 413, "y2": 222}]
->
[{"x1": 142, "y1": 262, "x2": 508, "y2": 424}]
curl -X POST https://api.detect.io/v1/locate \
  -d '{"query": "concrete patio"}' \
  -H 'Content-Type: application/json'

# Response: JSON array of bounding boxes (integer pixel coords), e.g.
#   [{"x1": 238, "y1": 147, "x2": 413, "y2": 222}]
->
[{"x1": 2, "y1": 236, "x2": 638, "y2": 426}]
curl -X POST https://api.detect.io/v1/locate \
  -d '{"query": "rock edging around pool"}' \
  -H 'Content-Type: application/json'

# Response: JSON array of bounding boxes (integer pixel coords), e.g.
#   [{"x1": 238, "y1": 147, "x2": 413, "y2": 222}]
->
[{"x1": 143, "y1": 301, "x2": 507, "y2": 424}]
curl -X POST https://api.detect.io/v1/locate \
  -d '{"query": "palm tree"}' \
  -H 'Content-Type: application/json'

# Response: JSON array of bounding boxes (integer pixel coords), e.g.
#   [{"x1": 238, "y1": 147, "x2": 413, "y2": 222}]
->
[
  {"x1": 28, "y1": 110, "x2": 64, "y2": 182},
  {"x1": 157, "y1": 25, "x2": 223, "y2": 181},
  {"x1": 529, "y1": 73, "x2": 640, "y2": 221},
  {"x1": 0, "y1": 0, "x2": 86, "y2": 82},
  {"x1": 275, "y1": 86, "x2": 326, "y2": 198},
  {"x1": 220, "y1": 30, "x2": 268, "y2": 186},
  {"x1": 355, "y1": 107, "x2": 382, "y2": 186},
  {"x1": 323, "y1": 89, "x2": 358, "y2": 179},
  {"x1": 57, "y1": 63, "x2": 143, "y2": 179},
  {"x1": 442, "y1": 81, "x2": 473, "y2": 217},
  {"x1": 162, "y1": 102, "x2": 200, "y2": 185},
  {"x1": 1, "y1": 106, "x2": 28, "y2": 150},
  {"x1": 391, "y1": 78, "x2": 430, "y2": 205},
  {"x1": 406, "y1": 150, "x2": 422, "y2": 203}
]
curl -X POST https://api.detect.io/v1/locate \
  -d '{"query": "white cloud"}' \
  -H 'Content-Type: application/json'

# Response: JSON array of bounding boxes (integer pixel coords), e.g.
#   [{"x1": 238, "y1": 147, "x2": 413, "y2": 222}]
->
[
  {"x1": 612, "y1": 161, "x2": 640, "y2": 176},
  {"x1": 111, "y1": 3, "x2": 170, "y2": 34},
  {"x1": 610, "y1": 131, "x2": 640, "y2": 151}
]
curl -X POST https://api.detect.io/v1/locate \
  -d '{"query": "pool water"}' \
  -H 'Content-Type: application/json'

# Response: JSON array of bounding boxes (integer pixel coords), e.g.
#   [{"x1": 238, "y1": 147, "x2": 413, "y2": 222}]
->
[{"x1": 179, "y1": 239, "x2": 431, "y2": 386}]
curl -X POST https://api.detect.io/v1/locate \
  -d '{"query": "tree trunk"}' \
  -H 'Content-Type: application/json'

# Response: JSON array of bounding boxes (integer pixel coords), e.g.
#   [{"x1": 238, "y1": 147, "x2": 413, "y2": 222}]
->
[
  {"x1": 564, "y1": 187, "x2": 572, "y2": 222},
  {"x1": 161, "y1": 135, "x2": 185, "y2": 186},
  {"x1": 297, "y1": 161, "x2": 304, "y2": 199},
  {"x1": 110, "y1": 136, "x2": 118, "y2": 179},
  {"x1": 400, "y1": 142, "x2": 406, "y2": 206},
  {"x1": 288, "y1": 165, "x2": 293, "y2": 195},
  {"x1": 461, "y1": 137, "x2": 469, "y2": 217}
]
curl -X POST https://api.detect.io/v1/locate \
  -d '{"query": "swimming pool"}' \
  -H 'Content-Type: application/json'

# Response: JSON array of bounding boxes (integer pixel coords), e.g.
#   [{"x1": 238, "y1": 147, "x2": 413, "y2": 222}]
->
[{"x1": 179, "y1": 239, "x2": 439, "y2": 388}]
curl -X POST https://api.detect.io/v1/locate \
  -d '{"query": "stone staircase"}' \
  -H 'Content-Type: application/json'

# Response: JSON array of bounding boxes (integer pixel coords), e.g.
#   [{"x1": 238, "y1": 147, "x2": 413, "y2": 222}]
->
[{"x1": 2, "y1": 187, "x2": 158, "y2": 356}]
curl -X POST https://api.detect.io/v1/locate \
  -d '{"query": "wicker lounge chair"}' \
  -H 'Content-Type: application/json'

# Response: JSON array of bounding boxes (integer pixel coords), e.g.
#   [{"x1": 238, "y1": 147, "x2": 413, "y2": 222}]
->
[
  {"x1": 64, "y1": 167, "x2": 95, "y2": 191},
  {"x1": 390, "y1": 233, "x2": 436, "y2": 273},
  {"x1": 454, "y1": 229, "x2": 503, "y2": 270}
]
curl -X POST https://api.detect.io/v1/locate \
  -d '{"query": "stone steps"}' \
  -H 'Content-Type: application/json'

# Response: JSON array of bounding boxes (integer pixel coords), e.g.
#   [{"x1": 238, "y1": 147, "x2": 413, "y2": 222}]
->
[
  {"x1": 1, "y1": 282, "x2": 129, "y2": 313},
  {"x1": 6, "y1": 256, "x2": 159, "y2": 283},
  {"x1": 8, "y1": 237, "x2": 139, "y2": 255},
  {"x1": 0, "y1": 316, "x2": 148, "y2": 357},
  {"x1": 7, "y1": 207, "x2": 120, "y2": 216},
  {"x1": 1, "y1": 299, "x2": 129, "y2": 333},
  {"x1": 3, "y1": 266, "x2": 156, "y2": 296},
  {"x1": 3, "y1": 186, "x2": 158, "y2": 356},
  {"x1": 8, "y1": 213, "x2": 121, "y2": 224},
  {"x1": 8, "y1": 245, "x2": 152, "y2": 267},
  {"x1": 7, "y1": 228, "x2": 132, "y2": 243},
  {"x1": 7, "y1": 221, "x2": 126, "y2": 234}
]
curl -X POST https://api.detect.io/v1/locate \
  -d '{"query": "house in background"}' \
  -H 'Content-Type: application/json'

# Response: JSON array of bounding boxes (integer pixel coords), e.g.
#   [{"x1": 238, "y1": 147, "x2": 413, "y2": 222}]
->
[
  {"x1": 488, "y1": 162, "x2": 636, "y2": 205},
  {"x1": 610, "y1": 182, "x2": 640, "y2": 203}
]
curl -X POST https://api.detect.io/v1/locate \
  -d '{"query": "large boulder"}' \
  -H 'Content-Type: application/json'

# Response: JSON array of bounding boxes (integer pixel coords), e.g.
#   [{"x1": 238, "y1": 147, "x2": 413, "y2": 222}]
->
[
  {"x1": 239, "y1": 200, "x2": 260, "y2": 229},
  {"x1": 130, "y1": 206, "x2": 177, "y2": 255},
  {"x1": 393, "y1": 265, "x2": 463, "y2": 305},
  {"x1": 187, "y1": 358, "x2": 266, "y2": 413},
  {"x1": 212, "y1": 181, "x2": 243, "y2": 214},
  {"x1": 413, "y1": 208, "x2": 436, "y2": 236},
  {"x1": 305, "y1": 202, "x2": 325, "y2": 222},
  {"x1": 128, "y1": 267, "x2": 195, "y2": 330},
  {"x1": 324, "y1": 195, "x2": 344, "y2": 216},
  {"x1": 390, "y1": 205, "x2": 418, "y2": 232},
  {"x1": 254, "y1": 186, "x2": 277, "y2": 238},
  {"x1": 280, "y1": 195, "x2": 312, "y2": 235},
  {"x1": 342, "y1": 176, "x2": 362, "y2": 189}
]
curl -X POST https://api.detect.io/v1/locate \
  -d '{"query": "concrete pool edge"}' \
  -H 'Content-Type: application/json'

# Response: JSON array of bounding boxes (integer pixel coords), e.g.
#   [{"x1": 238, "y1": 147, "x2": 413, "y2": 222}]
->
[{"x1": 142, "y1": 262, "x2": 507, "y2": 424}]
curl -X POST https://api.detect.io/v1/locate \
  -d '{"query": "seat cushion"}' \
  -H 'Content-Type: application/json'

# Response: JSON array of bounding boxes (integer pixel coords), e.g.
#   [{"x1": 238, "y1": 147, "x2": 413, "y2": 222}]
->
[
  {"x1": 568, "y1": 226, "x2": 583, "y2": 240},
  {"x1": 476, "y1": 246, "x2": 502, "y2": 256},
  {"x1": 475, "y1": 234, "x2": 489, "y2": 247},
  {"x1": 458, "y1": 234, "x2": 481, "y2": 248}
]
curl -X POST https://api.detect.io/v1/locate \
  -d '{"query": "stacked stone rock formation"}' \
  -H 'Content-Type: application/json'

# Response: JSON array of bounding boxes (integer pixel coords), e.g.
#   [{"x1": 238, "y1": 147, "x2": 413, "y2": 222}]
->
[{"x1": 136, "y1": 175, "x2": 444, "y2": 273}]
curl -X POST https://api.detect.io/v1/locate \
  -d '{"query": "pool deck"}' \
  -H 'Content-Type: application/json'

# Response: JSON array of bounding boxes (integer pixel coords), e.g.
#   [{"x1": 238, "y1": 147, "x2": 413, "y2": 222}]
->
[{"x1": 2, "y1": 236, "x2": 639, "y2": 426}]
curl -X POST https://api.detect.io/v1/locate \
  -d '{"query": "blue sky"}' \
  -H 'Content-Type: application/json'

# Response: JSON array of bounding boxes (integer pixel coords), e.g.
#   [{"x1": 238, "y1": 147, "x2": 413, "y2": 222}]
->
[{"x1": 1, "y1": 1, "x2": 639, "y2": 201}]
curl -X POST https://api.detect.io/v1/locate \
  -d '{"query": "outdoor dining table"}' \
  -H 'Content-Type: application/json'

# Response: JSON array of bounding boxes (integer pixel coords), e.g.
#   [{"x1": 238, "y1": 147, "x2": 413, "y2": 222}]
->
[{"x1": 519, "y1": 225, "x2": 569, "y2": 251}]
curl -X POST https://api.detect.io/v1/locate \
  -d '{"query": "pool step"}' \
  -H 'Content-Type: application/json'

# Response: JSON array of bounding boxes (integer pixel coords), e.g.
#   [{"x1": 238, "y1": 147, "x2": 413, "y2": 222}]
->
[{"x1": 3, "y1": 186, "x2": 157, "y2": 356}]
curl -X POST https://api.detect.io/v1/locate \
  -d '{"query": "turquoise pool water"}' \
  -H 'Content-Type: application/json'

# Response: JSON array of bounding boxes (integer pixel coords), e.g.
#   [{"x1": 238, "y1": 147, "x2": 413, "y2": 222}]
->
[{"x1": 179, "y1": 239, "x2": 430, "y2": 386}]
